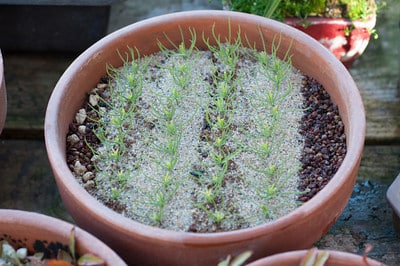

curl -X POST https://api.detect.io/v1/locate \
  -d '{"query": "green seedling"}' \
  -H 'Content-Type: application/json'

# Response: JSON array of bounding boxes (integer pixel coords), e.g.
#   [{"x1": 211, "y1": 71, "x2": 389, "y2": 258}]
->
[
  {"x1": 203, "y1": 187, "x2": 216, "y2": 204},
  {"x1": 212, "y1": 210, "x2": 226, "y2": 223}
]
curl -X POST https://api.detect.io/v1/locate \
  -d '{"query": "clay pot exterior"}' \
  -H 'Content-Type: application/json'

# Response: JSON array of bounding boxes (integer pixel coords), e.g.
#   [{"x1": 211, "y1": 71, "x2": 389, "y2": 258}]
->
[
  {"x1": 45, "y1": 10, "x2": 366, "y2": 265},
  {"x1": 0, "y1": 50, "x2": 6, "y2": 134},
  {"x1": 247, "y1": 249, "x2": 385, "y2": 266},
  {"x1": 285, "y1": 15, "x2": 376, "y2": 68},
  {"x1": 386, "y1": 172, "x2": 400, "y2": 237},
  {"x1": 0, "y1": 209, "x2": 126, "y2": 265}
]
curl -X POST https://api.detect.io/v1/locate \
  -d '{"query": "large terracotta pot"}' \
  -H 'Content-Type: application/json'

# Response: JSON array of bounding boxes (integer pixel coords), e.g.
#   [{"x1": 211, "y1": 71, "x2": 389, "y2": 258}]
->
[
  {"x1": 0, "y1": 49, "x2": 6, "y2": 134},
  {"x1": 284, "y1": 15, "x2": 376, "y2": 68},
  {"x1": 0, "y1": 209, "x2": 126, "y2": 265},
  {"x1": 45, "y1": 10, "x2": 365, "y2": 265},
  {"x1": 247, "y1": 249, "x2": 385, "y2": 266}
]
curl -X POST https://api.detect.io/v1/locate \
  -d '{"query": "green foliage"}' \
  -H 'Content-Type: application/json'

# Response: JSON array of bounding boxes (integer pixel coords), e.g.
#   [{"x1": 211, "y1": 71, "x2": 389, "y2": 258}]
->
[
  {"x1": 223, "y1": 0, "x2": 283, "y2": 19},
  {"x1": 279, "y1": 0, "x2": 326, "y2": 19},
  {"x1": 224, "y1": 0, "x2": 377, "y2": 20},
  {"x1": 342, "y1": 0, "x2": 377, "y2": 20}
]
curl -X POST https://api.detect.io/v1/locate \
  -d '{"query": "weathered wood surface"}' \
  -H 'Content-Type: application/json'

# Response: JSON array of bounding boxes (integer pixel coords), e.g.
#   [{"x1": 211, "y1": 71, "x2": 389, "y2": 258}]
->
[
  {"x1": 1, "y1": 53, "x2": 75, "y2": 139},
  {"x1": 349, "y1": 1, "x2": 400, "y2": 143}
]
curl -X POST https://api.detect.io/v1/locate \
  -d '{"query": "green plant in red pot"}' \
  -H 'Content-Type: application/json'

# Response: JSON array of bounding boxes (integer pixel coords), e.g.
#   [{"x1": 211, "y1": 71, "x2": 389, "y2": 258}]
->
[
  {"x1": 45, "y1": 10, "x2": 365, "y2": 265},
  {"x1": 224, "y1": 0, "x2": 379, "y2": 68}
]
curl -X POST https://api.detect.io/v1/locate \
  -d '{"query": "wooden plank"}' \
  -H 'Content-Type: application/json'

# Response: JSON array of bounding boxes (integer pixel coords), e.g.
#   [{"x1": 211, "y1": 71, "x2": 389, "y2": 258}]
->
[
  {"x1": 349, "y1": 0, "x2": 400, "y2": 143},
  {"x1": 1, "y1": 53, "x2": 75, "y2": 138},
  {"x1": 0, "y1": 139, "x2": 72, "y2": 222},
  {"x1": 358, "y1": 145, "x2": 400, "y2": 182}
]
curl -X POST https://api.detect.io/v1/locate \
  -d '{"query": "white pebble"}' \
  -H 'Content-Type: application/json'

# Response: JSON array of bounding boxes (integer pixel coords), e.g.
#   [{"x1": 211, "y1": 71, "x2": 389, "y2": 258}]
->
[
  {"x1": 16, "y1": 248, "x2": 27, "y2": 259},
  {"x1": 83, "y1": 180, "x2": 95, "y2": 190},
  {"x1": 97, "y1": 83, "x2": 108, "y2": 89},
  {"x1": 73, "y1": 161, "x2": 87, "y2": 176},
  {"x1": 67, "y1": 134, "x2": 80, "y2": 144},
  {"x1": 75, "y1": 109, "x2": 87, "y2": 124},
  {"x1": 89, "y1": 94, "x2": 99, "y2": 107},
  {"x1": 82, "y1": 171, "x2": 95, "y2": 182},
  {"x1": 78, "y1": 125, "x2": 87, "y2": 134}
]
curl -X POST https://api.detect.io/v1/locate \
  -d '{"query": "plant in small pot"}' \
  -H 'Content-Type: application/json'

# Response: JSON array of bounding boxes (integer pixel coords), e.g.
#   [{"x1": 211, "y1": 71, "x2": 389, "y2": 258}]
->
[
  {"x1": 223, "y1": 0, "x2": 379, "y2": 68},
  {"x1": 45, "y1": 10, "x2": 365, "y2": 265},
  {"x1": 246, "y1": 247, "x2": 385, "y2": 266},
  {"x1": 0, "y1": 49, "x2": 6, "y2": 135},
  {"x1": 0, "y1": 209, "x2": 126, "y2": 265}
]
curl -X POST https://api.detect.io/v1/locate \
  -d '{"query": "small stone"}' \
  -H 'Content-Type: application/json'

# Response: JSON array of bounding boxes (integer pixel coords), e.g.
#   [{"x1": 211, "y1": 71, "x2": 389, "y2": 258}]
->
[
  {"x1": 83, "y1": 180, "x2": 95, "y2": 190},
  {"x1": 67, "y1": 134, "x2": 80, "y2": 145},
  {"x1": 75, "y1": 109, "x2": 87, "y2": 124},
  {"x1": 78, "y1": 125, "x2": 87, "y2": 134},
  {"x1": 82, "y1": 171, "x2": 95, "y2": 182},
  {"x1": 89, "y1": 94, "x2": 99, "y2": 107},
  {"x1": 97, "y1": 83, "x2": 108, "y2": 90},
  {"x1": 73, "y1": 161, "x2": 87, "y2": 176}
]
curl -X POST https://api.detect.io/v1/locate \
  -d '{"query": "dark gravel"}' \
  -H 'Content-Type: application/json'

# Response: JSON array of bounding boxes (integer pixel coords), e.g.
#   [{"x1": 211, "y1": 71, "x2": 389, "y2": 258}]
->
[{"x1": 297, "y1": 76, "x2": 347, "y2": 202}]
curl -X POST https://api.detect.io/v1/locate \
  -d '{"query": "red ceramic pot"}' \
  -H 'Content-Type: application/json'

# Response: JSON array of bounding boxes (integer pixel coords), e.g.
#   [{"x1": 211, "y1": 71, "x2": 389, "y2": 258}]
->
[
  {"x1": 45, "y1": 10, "x2": 366, "y2": 265},
  {"x1": 247, "y1": 249, "x2": 385, "y2": 266},
  {"x1": 0, "y1": 209, "x2": 126, "y2": 265},
  {"x1": 0, "y1": 50, "x2": 6, "y2": 134},
  {"x1": 285, "y1": 16, "x2": 376, "y2": 68}
]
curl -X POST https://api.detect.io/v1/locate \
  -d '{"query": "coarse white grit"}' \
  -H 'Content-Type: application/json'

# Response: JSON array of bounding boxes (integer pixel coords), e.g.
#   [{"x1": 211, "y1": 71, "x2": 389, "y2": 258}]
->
[{"x1": 76, "y1": 47, "x2": 305, "y2": 232}]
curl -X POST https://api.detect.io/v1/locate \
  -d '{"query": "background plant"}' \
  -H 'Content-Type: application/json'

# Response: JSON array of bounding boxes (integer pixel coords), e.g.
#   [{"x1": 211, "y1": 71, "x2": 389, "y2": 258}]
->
[{"x1": 222, "y1": 0, "x2": 379, "y2": 21}]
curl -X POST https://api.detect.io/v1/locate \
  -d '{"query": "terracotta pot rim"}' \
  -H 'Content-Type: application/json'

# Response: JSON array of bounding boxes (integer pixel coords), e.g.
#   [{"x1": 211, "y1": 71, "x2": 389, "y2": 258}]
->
[
  {"x1": 45, "y1": 10, "x2": 365, "y2": 244},
  {"x1": 247, "y1": 249, "x2": 384, "y2": 265},
  {"x1": 0, "y1": 209, "x2": 80, "y2": 235}
]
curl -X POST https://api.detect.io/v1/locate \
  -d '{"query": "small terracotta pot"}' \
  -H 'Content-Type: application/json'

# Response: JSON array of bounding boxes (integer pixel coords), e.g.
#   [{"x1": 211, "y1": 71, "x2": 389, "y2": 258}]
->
[
  {"x1": 45, "y1": 10, "x2": 365, "y2": 265},
  {"x1": 0, "y1": 209, "x2": 126, "y2": 265},
  {"x1": 0, "y1": 49, "x2": 6, "y2": 134},
  {"x1": 284, "y1": 15, "x2": 376, "y2": 68},
  {"x1": 247, "y1": 249, "x2": 385, "y2": 266}
]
